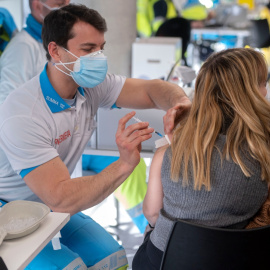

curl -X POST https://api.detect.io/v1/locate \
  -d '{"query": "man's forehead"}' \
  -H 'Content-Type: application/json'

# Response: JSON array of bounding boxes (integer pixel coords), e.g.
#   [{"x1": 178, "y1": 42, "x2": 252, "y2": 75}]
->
[{"x1": 67, "y1": 21, "x2": 105, "y2": 48}]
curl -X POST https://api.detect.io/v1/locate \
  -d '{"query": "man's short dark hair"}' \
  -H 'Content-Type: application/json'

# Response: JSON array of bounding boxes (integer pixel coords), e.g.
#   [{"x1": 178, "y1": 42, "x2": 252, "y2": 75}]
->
[{"x1": 42, "y1": 4, "x2": 107, "y2": 60}]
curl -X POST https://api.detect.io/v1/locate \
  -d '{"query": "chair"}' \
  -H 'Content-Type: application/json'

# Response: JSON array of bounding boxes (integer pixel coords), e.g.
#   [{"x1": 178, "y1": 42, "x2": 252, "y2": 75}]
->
[
  {"x1": 160, "y1": 219, "x2": 270, "y2": 270},
  {"x1": 155, "y1": 17, "x2": 191, "y2": 66},
  {"x1": 249, "y1": 19, "x2": 270, "y2": 49}
]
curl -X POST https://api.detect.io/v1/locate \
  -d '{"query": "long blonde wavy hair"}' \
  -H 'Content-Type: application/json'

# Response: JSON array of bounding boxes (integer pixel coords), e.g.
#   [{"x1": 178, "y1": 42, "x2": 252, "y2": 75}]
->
[{"x1": 171, "y1": 48, "x2": 270, "y2": 190}]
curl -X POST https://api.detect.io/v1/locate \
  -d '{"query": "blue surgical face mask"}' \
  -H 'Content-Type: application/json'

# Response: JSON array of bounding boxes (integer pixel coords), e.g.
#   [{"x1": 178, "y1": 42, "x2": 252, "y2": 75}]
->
[{"x1": 54, "y1": 48, "x2": 108, "y2": 88}]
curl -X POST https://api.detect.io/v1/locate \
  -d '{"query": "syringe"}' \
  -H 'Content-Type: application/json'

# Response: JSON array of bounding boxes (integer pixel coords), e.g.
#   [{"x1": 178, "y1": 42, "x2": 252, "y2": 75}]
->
[{"x1": 132, "y1": 116, "x2": 163, "y2": 137}]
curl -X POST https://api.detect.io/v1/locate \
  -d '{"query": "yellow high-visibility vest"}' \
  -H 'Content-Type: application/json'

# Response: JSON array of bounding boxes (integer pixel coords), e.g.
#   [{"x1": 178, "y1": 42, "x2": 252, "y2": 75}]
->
[
  {"x1": 181, "y1": 4, "x2": 208, "y2": 21},
  {"x1": 137, "y1": 0, "x2": 178, "y2": 37}
]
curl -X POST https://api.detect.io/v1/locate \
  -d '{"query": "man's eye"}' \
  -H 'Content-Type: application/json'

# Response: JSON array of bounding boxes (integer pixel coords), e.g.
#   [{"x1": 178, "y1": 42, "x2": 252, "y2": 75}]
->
[{"x1": 84, "y1": 49, "x2": 94, "y2": 53}]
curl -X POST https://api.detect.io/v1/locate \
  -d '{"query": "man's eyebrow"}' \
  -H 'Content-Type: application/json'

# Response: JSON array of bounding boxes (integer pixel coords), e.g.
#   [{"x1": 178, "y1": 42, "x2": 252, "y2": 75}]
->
[
  {"x1": 80, "y1": 41, "x2": 106, "y2": 48},
  {"x1": 80, "y1": 43, "x2": 97, "y2": 47}
]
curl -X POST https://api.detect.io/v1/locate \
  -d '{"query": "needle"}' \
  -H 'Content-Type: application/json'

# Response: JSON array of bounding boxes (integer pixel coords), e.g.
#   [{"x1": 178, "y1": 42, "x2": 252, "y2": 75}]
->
[{"x1": 132, "y1": 116, "x2": 163, "y2": 137}]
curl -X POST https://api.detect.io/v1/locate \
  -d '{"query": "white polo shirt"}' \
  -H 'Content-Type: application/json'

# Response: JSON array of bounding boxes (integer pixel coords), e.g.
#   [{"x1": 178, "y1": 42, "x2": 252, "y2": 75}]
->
[
  {"x1": 0, "y1": 30, "x2": 47, "y2": 104},
  {"x1": 0, "y1": 64, "x2": 125, "y2": 202}
]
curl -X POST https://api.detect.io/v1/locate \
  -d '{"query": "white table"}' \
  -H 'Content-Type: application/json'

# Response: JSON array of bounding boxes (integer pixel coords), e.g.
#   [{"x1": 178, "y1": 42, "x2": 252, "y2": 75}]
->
[
  {"x1": 83, "y1": 147, "x2": 155, "y2": 158},
  {"x1": 0, "y1": 212, "x2": 70, "y2": 270}
]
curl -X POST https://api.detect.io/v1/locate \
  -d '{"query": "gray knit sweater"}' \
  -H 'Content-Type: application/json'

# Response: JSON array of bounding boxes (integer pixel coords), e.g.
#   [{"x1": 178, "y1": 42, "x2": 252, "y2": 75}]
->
[{"x1": 150, "y1": 135, "x2": 268, "y2": 252}]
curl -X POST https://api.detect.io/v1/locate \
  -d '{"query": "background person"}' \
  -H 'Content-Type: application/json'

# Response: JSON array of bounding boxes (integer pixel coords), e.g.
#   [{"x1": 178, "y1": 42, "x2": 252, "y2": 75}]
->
[
  {"x1": 136, "y1": 0, "x2": 178, "y2": 37},
  {"x1": 0, "y1": 0, "x2": 70, "y2": 105},
  {"x1": 0, "y1": 4, "x2": 191, "y2": 269},
  {"x1": 0, "y1": 7, "x2": 18, "y2": 55},
  {"x1": 132, "y1": 48, "x2": 270, "y2": 270},
  {"x1": 259, "y1": 1, "x2": 270, "y2": 67},
  {"x1": 136, "y1": 0, "x2": 210, "y2": 38}
]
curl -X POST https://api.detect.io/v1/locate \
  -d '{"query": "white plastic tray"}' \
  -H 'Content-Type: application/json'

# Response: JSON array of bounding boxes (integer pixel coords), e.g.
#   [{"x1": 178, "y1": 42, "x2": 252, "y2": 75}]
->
[{"x1": 0, "y1": 200, "x2": 50, "y2": 245}]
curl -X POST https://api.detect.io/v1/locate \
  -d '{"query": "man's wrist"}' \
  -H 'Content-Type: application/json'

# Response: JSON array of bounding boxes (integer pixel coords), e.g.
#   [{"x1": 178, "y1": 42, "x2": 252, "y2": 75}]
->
[{"x1": 115, "y1": 158, "x2": 137, "y2": 177}]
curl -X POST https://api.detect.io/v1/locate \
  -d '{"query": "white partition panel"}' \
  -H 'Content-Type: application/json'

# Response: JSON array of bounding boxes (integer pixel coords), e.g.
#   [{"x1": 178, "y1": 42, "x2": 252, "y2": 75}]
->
[{"x1": 96, "y1": 108, "x2": 166, "y2": 152}]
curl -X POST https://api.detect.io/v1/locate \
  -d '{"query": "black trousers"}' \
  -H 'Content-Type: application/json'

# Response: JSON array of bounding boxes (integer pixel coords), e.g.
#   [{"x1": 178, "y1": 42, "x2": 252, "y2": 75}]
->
[{"x1": 132, "y1": 231, "x2": 163, "y2": 270}]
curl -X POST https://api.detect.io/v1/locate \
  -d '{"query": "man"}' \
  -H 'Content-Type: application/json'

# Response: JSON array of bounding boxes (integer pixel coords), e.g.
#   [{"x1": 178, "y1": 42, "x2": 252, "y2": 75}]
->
[
  {"x1": 136, "y1": 0, "x2": 209, "y2": 38},
  {"x1": 0, "y1": 4, "x2": 191, "y2": 270},
  {"x1": 0, "y1": 0, "x2": 70, "y2": 104},
  {"x1": 2, "y1": 0, "x2": 146, "y2": 238},
  {"x1": 137, "y1": 0, "x2": 178, "y2": 37},
  {"x1": 0, "y1": 7, "x2": 17, "y2": 55}
]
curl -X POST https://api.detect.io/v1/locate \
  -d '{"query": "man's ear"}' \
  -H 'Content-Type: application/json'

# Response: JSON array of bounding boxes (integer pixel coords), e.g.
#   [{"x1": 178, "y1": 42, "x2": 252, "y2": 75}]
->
[
  {"x1": 31, "y1": 0, "x2": 43, "y2": 23},
  {"x1": 48, "y1": 42, "x2": 61, "y2": 62},
  {"x1": 31, "y1": 0, "x2": 42, "y2": 14}
]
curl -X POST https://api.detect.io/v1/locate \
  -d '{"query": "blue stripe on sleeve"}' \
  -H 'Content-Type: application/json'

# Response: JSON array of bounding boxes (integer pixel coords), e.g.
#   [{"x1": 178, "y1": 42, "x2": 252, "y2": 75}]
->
[
  {"x1": 111, "y1": 103, "x2": 121, "y2": 109},
  {"x1": 20, "y1": 165, "x2": 39, "y2": 178}
]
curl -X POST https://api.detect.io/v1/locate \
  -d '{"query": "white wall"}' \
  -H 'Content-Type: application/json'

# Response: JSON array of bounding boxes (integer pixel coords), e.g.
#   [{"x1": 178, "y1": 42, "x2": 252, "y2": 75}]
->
[
  {"x1": 71, "y1": 0, "x2": 137, "y2": 77},
  {"x1": 0, "y1": 0, "x2": 24, "y2": 30},
  {"x1": 0, "y1": 0, "x2": 137, "y2": 76}
]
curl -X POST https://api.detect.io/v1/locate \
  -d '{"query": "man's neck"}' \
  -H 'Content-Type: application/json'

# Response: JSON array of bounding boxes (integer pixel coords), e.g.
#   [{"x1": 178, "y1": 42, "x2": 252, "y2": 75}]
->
[
  {"x1": 31, "y1": 12, "x2": 43, "y2": 25},
  {"x1": 46, "y1": 62, "x2": 78, "y2": 99}
]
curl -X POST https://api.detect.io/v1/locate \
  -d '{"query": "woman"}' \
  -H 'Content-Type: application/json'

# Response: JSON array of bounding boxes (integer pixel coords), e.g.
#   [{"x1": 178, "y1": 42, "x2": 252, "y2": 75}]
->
[{"x1": 132, "y1": 48, "x2": 270, "y2": 270}]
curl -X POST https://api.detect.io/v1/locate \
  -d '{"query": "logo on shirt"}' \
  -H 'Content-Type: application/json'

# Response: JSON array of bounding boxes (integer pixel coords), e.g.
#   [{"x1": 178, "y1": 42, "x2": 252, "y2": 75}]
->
[
  {"x1": 55, "y1": 130, "x2": 71, "y2": 145},
  {"x1": 46, "y1": 96, "x2": 59, "y2": 105}
]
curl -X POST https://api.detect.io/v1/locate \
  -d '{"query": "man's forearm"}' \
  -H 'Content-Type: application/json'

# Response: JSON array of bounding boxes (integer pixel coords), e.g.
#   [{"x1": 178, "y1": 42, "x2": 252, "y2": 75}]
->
[
  {"x1": 48, "y1": 159, "x2": 135, "y2": 215},
  {"x1": 25, "y1": 112, "x2": 151, "y2": 216},
  {"x1": 147, "y1": 79, "x2": 190, "y2": 111}
]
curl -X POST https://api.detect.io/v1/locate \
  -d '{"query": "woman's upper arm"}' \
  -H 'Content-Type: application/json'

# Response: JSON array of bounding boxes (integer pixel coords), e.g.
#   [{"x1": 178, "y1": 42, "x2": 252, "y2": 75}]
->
[{"x1": 143, "y1": 146, "x2": 167, "y2": 221}]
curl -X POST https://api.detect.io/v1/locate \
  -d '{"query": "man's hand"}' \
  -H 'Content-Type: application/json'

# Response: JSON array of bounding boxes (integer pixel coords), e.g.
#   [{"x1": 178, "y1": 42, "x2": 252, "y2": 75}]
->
[
  {"x1": 163, "y1": 96, "x2": 191, "y2": 138},
  {"x1": 116, "y1": 111, "x2": 154, "y2": 169}
]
